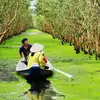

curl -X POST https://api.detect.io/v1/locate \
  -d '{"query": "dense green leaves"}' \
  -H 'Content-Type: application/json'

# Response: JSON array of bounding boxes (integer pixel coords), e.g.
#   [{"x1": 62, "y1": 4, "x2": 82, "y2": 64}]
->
[
  {"x1": 0, "y1": 0, "x2": 33, "y2": 43},
  {"x1": 35, "y1": 0, "x2": 100, "y2": 60}
]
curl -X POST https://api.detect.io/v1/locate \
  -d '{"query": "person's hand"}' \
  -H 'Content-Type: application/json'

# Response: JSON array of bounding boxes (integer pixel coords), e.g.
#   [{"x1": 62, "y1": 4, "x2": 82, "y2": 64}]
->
[
  {"x1": 20, "y1": 58, "x2": 25, "y2": 61},
  {"x1": 45, "y1": 66, "x2": 49, "y2": 69}
]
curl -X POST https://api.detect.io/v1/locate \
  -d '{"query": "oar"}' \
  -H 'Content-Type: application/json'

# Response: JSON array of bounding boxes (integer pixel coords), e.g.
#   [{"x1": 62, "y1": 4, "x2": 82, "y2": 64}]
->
[
  {"x1": 53, "y1": 68, "x2": 73, "y2": 79},
  {"x1": 47, "y1": 60, "x2": 73, "y2": 79}
]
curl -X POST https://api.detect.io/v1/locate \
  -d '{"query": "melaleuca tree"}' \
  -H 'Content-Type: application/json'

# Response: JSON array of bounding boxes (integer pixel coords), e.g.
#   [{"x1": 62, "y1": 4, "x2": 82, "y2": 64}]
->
[
  {"x1": 0, "y1": 0, "x2": 33, "y2": 43},
  {"x1": 35, "y1": 0, "x2": 100, "y2": 59}
]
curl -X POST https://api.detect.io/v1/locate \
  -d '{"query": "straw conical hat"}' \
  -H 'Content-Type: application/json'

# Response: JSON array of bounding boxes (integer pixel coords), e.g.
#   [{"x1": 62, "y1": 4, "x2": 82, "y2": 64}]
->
[{"x1": 30, "y1": 43, "x2": 44, "y2": 52}]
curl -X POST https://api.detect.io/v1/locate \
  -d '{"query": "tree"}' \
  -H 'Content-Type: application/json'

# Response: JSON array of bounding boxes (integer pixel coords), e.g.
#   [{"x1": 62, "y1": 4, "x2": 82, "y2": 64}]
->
[
  {"x1": 35, "y1": 0, "x2": 100, "y2": 59},
  {"x1": 0, "y1": 0, "x2": 33, "y2": 43}
]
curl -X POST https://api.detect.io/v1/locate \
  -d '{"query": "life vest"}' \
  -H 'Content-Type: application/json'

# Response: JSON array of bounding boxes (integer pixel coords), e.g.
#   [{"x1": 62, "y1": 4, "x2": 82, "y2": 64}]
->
[{"x1": 27, "y1": 52, "x2": 47, "y2": 69}]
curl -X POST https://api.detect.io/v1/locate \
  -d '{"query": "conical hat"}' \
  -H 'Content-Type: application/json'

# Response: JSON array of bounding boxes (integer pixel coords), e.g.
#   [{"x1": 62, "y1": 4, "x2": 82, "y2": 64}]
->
[{"x1": 30, "y1": 43, "x2": 44, "y2": 52}]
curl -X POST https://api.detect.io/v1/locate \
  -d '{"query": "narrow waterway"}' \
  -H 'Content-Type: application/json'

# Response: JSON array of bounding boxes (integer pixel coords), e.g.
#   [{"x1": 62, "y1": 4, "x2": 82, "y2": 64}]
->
[{"x1": 0, "y1": 31, "x2": 65, "y2": 100}]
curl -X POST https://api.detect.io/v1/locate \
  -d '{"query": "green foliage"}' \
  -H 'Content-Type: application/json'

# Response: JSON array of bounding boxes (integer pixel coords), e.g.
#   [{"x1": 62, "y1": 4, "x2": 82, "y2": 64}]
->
[
  {"x1": 35, "y1": 0, "x2": 100, "y2": 59},
  {"x1": 35, "y1": 0, "x2": 100, "y2": 36},
  {"x1": 33, "y1": 14, "x2": 45, "y2": 30},
  {"x1": 0, "y1": 0, "x2": 33, "y2": 42}
]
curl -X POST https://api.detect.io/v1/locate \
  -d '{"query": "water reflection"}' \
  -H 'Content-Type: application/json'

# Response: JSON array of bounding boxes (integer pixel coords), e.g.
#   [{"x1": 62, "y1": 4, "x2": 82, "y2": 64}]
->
[
  {"x1": 17, "y1": 67, "x2": 65, "y2": 100},
  {"x1": 24, "y1": 79, "x2": 65, "y2": 100}
]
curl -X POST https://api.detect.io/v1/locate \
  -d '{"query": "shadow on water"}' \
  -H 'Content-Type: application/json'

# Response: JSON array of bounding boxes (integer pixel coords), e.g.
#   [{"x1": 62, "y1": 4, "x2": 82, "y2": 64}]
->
[
  {"x1": 24, "y1": 79, "x2": 65, "y2": 100},
  {"x1": 17, "y1": 67, "x2": 65, "y2": 100}
]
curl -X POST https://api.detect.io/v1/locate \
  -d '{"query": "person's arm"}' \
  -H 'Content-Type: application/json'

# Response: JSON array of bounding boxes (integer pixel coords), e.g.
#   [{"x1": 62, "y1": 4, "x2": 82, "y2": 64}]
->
[
  {"x1": 19, "y1": 47, "x2": 23, "y2": 58},
  {"x1": 43, "y1": 56, "x2": 47, "y2": 63},
  {"x1": 43, "y1": 56, "x2": 49, "y2": 69},
  {"x1": 42, "y1": 52, "x2": 53, "y2": 69},
  {"x1": 20, "y1": 53, "x2": 23, "y2": 58}
]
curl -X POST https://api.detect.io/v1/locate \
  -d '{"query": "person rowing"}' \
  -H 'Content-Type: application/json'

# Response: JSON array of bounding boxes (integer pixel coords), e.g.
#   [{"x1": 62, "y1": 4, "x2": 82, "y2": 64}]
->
[
  {"x1": 17, "y1": 43, "x2": 53, "y2": 82},
  {"x1": 26, "y1": 43, "x2": 53, "y2": 77},
  {"x1": 19, "y1": 38, "x2": 32, "y2": 65}
]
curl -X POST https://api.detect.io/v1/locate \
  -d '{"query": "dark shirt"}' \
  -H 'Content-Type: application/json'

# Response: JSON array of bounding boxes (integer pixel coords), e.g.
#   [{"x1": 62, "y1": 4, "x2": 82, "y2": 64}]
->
[{"x1": 19, "y1": 44, "x2": 32, "y2": 58}]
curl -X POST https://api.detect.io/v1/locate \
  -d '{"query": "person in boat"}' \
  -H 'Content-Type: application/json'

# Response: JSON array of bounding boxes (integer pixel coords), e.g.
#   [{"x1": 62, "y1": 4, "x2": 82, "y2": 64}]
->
[
  {"x1": 19, "y1": 38, "x2": 32, "y2": 64},
  {"x1": 28, "y1": 43, "x2": 48, "y2": 70},
  {"x1": 17, "y1": 43, "x2": 53, "y2": 99},
  {"x1": 26, "y1": 43, "x2": 53, "y2": 77},
  {"x1": 24, "y1": 43, "x2": 53, "y2": 91}
]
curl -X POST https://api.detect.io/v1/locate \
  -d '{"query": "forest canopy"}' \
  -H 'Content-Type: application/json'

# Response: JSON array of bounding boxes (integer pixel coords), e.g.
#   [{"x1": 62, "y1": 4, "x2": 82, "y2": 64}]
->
[
  {"x1": 34, "y1": 0, "x2": 100, "y2": 60},
  {"x1": 0, "y1": 0, "x2": 33, "y2": 43},
  {"x1": 0, "y1": 0, "x2": 100, "y2": 60}
]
